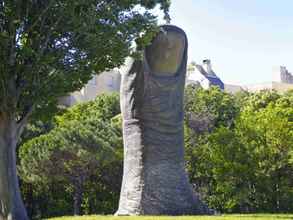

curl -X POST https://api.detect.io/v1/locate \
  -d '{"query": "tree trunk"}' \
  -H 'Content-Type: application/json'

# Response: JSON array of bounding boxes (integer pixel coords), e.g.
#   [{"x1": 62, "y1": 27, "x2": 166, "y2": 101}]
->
[
  {"x1": 73, "y1": 179, "x2": 83, "y2": 216},
  {"x1": 0, "y1": 116, "x2": 29, "y2": 220},
  {"x1": 24, "y1": 183, "x2": 34, "y2": 219}
]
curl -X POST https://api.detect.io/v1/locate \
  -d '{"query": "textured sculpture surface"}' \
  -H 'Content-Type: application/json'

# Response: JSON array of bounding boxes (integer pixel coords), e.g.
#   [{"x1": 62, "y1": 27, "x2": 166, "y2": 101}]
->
[{"x1": 116, "y1": 25, "x2": 211, "y2": 215}]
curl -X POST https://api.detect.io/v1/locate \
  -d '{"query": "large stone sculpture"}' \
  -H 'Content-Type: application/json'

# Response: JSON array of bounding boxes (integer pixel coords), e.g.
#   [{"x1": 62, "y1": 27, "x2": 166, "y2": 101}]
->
[{"x1": 116, "y1": 25, "x2": 211, "y2": 215}]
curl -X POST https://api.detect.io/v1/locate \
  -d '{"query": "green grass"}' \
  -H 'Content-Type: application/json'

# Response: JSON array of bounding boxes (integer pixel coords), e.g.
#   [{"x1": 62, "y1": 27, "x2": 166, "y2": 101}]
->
[{"x1": 47, "y1": 214, "x2": 293, "y2": 220}]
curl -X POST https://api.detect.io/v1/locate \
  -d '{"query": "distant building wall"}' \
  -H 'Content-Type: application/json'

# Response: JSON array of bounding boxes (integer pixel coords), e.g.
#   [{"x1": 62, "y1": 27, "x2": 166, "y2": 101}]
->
[
  {"x1": 242, "y1": 66, "x2": 293, "y2": 93},
  {"x1": 272, "y1": 82, "x2": 293, "y2": 92},
  {"x1": 243, "y1": 82, "x2": 274, "y2": 92},
  {"x1": 243, "y1": 82, "x2": 293, "y2": 93},
  {"x1": 186, "y1": 67, "x2": 210, "y2": 89},
  {"x1": 59, "y1": 69, "x2": 121, "y2": 107},
  {"x1": 60, "y1": 63, "x2": 293, "y2": 107},
  {"x1": 272, "y1": 66, "x2": 293, "y2": 84},
  {"x1": 225, "y1": 66, "x2": 293, "y2": 93},
  {"x1": 224, "y1": 84, "x2": 243, "y2": 93}
]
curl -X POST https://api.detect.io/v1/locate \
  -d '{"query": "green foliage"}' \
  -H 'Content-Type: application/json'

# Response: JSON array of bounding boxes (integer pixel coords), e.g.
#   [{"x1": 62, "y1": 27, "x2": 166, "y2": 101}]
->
[
  {"x1": 0, "y1": 0, "x2": 170, "y2": 132},
  {"x1": 185, "y1": 88, "x2": 293, "y2": 213},
  {"x1": 55, "y1": 93, "x2": 120, "y2": 126},
  {"x1": 184, "y1": 86, "x2": 240, "y2": 211},
  {"x1": 19, "y1": 120, "x2": 54, "y2": 145},
  {"x1": 46, "y1": 214, "x2": 293, "y2": 220},
  {"x1": 1, "y1": 2, "x2": 169, "y2": 217},
  {"x1": 20, "y1": 118, "x2": 122, "y2": 183},
  {"x1": 20, "y1": 86, "x2": 293, "y2": 217},
  {"x1": 184, "y1": 85, "x2": 239, "y2": 132},
  {"x1": 19, "y1": 93, "x2": 123, "y2": 218}
]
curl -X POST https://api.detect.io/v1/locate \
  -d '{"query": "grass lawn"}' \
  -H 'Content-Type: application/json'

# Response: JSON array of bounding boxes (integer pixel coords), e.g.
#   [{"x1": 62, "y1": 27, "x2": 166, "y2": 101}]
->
[{"x1": 47, "y1": 214, "x2": 293, "y2": 220}]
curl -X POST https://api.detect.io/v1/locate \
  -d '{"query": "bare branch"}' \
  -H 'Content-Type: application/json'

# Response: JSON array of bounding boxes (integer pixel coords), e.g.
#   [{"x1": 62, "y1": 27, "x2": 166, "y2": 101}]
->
[
  {"x1": 24, "y1": 0, "x2": 56, "y2": 34},
  {"x1": 39, "y1": 16, "x2": 62, "y2": 56},
  {"x1": 16, "y1": 104, "x2": 34, "y2": 138},
  {"x1": 15, "y1": 13, "x2": 63, "y2": 104}
]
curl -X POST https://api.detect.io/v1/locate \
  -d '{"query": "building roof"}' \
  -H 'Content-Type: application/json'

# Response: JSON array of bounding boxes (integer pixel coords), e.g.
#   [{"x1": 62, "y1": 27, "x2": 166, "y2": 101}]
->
[
  {"x1": 206, "y1": 75, "x2": 224, "y2": 89},
  {"x1": 195, "y1": 64, "x2": 224, "y2": 90}
]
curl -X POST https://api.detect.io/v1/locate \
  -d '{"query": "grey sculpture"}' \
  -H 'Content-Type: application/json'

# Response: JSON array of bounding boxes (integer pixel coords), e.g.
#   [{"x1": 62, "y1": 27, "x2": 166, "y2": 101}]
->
[{"x1": 116, "y1": 25, "x2": 212, "y2": 215}]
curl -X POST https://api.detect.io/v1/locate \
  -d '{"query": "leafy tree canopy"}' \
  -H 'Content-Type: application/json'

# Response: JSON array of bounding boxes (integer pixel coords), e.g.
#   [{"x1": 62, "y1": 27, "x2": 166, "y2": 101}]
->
[
  {"x1": 19, "y1": 93, "x2": 122, "y2": 216},
  {"x1": 184, "y1": 85, "x2": 239, "y2": 133},
  {"x1": 55, "y1": 93, "x2": 120, "y2": 126},
  {"x1": 184, "y1": 88, "x2": 293, "y2": 213},
  {"x1": 0, "y1": 0, "x2": 170, "y2": 131},
  {"x1": 0, "y1": 2, "x2": 170, "y2": 216}
]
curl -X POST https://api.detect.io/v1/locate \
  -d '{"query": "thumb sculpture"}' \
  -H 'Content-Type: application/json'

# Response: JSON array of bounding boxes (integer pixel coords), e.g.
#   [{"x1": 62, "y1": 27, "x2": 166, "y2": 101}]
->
[{"x1": 116, "y1": 25, "x2": 212, "y2": 215}]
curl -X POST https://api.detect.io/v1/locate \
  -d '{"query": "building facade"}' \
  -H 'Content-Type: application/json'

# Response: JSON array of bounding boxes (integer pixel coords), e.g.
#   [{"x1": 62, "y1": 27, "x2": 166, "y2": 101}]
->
[
  {"x1": 243, "y1": 66, "x2": 293, "y2": 93},
  {"x1": 186, "y1": 59, "x2": 225, "y2": 90},
  {"x1": 59, "y1": 69, "x2": 121, "y2": 107},
  {"x1": 187, "y1": 61, "x2": 293, "y2": 94},
  {"x1": 60, "y1": 61, "x2": 293, "y2": 108}
]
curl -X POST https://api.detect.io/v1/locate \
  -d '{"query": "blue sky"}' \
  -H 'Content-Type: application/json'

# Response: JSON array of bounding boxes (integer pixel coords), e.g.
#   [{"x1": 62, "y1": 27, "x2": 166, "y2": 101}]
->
[{"x1": 156, "y1": 0, "x2": 293, "y2": 85}]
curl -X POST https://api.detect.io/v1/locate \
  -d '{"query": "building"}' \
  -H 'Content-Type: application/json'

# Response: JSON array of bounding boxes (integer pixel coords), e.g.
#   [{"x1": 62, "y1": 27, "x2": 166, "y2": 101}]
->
[
  {"x1": 61, "y1": 60, "x2": 293, "y2": 108},
  {"x1": 59, "y1": 69, "x2": 121, "y2": 107},
  {"x1": 243, "y1": 66, "x2": 293, "y2": 93},
  {"x1": 272, "y1": 66, "x2": 293, "y2": 83},
  {"x1": 186, "y1": 59, "x2": 224, "y2": 90},
  {"x1": 187, "y1": 60, "x2": 293, "y2": 94},
  {"x1": 224, "y1": 84, "x2": 243, "y2": 93}
]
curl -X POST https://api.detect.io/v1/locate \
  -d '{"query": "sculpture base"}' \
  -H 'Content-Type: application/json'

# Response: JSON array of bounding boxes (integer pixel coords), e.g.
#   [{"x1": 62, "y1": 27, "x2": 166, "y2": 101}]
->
[{"x1": 116, "y1": 159, "x2": 214, "y2": 216}]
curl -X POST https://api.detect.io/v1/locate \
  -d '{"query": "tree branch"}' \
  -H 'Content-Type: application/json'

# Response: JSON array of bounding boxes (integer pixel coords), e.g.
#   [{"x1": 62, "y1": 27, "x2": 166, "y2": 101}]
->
[
  {"x1": 24, "y1": 0, "x2": 56, "y2": 34},
  {"x1": 16, "y1": 104, "x2": 34, "y2": 139},
  {"x1": 15, "y1": 13, "x2": 63, "y2": 104}
]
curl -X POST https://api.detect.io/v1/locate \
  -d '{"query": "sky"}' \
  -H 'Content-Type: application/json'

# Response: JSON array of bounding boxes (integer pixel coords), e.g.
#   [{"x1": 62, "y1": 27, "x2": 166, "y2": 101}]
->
[{"x1": 155, "y1": 0, "x2": 293, "y2": 85}]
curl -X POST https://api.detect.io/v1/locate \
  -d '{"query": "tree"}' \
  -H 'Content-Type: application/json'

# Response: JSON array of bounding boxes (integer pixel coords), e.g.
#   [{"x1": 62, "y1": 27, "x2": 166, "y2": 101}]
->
[
  {"x1": 19, "y1": 93, "x2": 122, "y2": 217},
  {"x1": 206, "y1": 101, "x2": 292, "y2": 212},
  {"x1": 55, "y1": 93, "x2": 120, "y2": 126},
  {"x1": 0, "y1": 1, "x2": 170, "y2": 219},
  {"x1": 185, "y1": 89, "x2": 293, "y2": 213},
  {"x1": 20, "y1": 118, "x2": 122, "y2": 216},
  {"x1": 184, "y1": 85, "x2": 239, "y2": 133},
  {"x1": 183, "y1": 85, "x2": 239, "y2": 210},
  {"x1": 233, "y1": 91, "x2": 293, "y2": 212}
]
